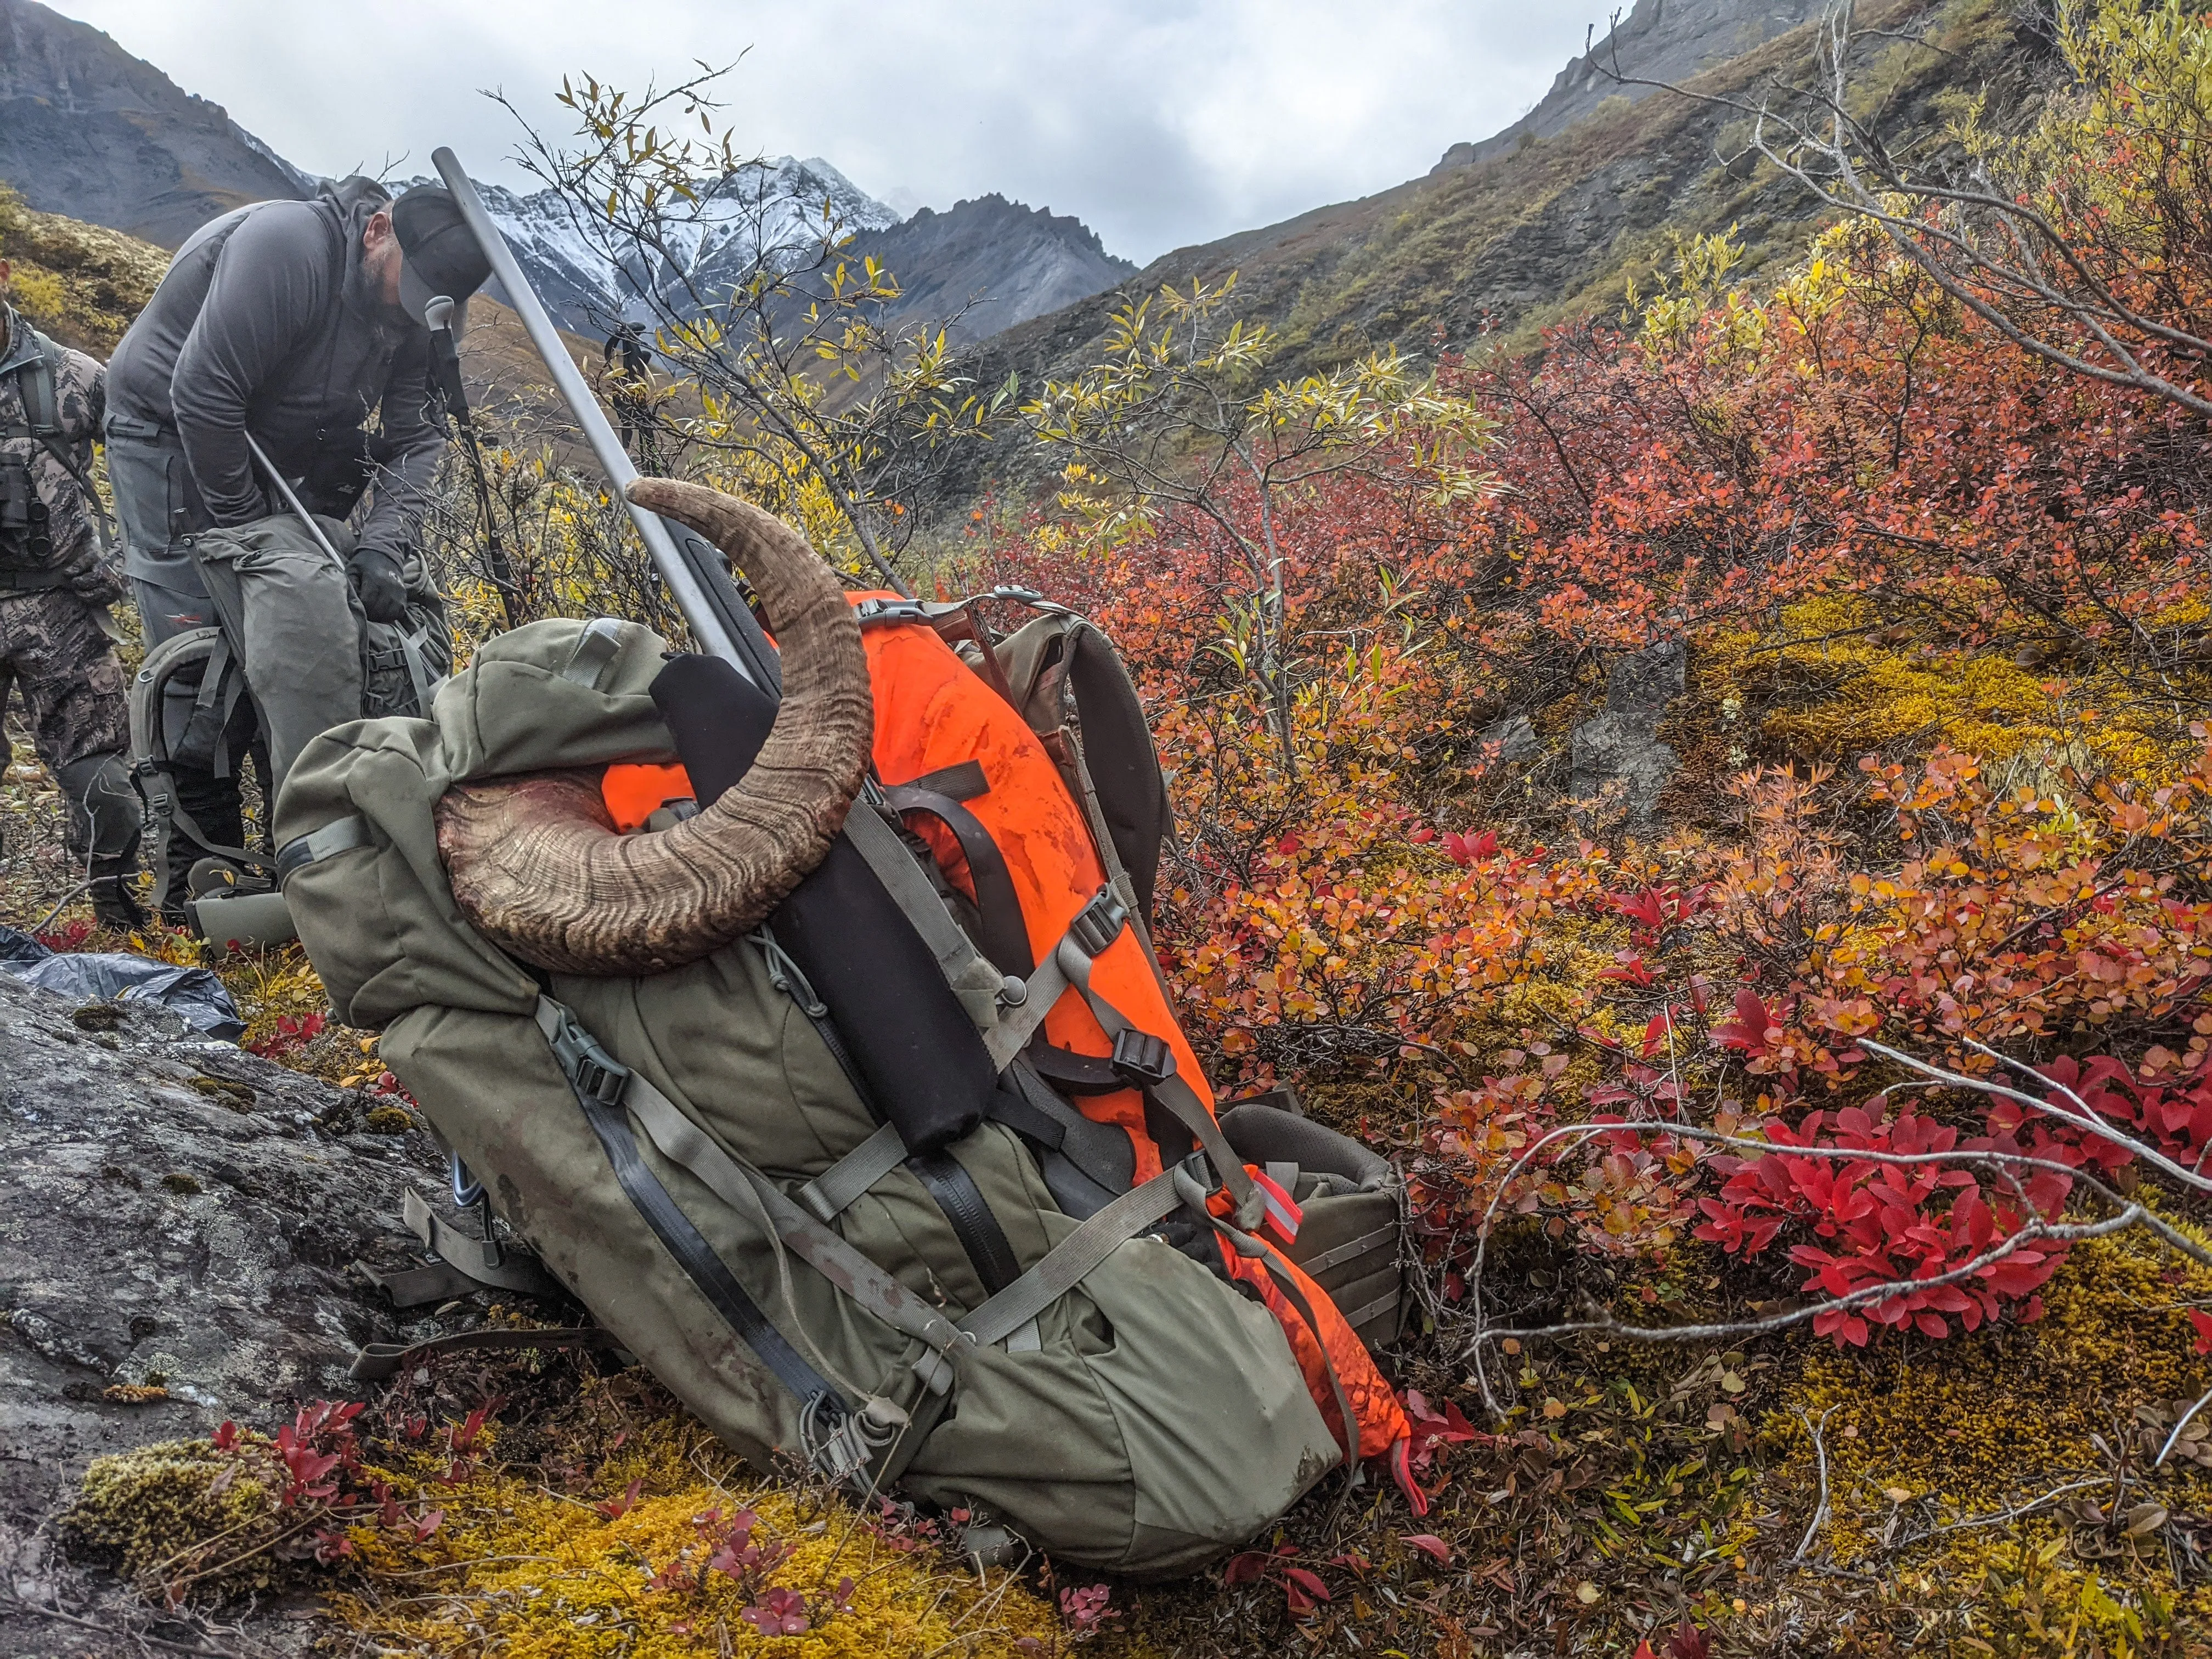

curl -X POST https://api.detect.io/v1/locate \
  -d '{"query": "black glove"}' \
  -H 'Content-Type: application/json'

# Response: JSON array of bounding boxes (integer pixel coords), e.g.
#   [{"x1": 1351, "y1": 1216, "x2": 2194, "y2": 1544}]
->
[{"x1": 349, "y1": 548, "x2": 410, "y2": 625}]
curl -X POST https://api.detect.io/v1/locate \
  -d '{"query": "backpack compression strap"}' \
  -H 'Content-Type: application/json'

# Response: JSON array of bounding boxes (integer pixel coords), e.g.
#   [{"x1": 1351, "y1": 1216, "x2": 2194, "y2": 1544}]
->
[{"x1": 533, "y1": 997, "x2": 924, "y2": 1486}]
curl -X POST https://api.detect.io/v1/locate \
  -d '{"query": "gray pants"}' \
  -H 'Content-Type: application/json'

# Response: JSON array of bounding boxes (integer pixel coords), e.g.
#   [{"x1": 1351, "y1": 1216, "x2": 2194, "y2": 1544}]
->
[{"x1": 189, "y1": 517, "x2": 366, "y2": 794}]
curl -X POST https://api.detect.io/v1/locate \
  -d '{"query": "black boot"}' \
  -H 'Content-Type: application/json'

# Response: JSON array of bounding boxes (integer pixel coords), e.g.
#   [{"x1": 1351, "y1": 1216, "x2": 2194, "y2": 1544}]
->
[
  {"x1": 89, "y1": 857, "x2": 147, "y2": 931},
  {"x1": 56, "y1": 752, "x2": 148, "y2": 932}
]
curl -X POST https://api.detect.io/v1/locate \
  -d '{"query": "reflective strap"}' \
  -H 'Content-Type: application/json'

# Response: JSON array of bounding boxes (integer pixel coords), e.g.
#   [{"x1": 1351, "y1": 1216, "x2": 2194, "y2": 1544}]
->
[
  {"x1": 795, "y1": 1122, "x2": 906, "y2": 1223},
  {"x1": 1293, "y1": 1221, "x2": 1400, "y2": 1279},
  {"x1": 1053, "y1": 927, "x2": 1261, "y2": 1227},
  {"x1": 400, "y1": 1187, "x2": 565, "y2": 1297},
  {"x1": 956, "y1": 1165, "x2": 1183, "y2": 1350},
  {"x1": 561, "y1": 617, "x2": 627, "y2": 687},
  {"x1": 616, "y1": 1066, "x2": 963, "y2": 1396},
  {"x1": 275, "y1": 814, "x2": 370, "y2": 887}
]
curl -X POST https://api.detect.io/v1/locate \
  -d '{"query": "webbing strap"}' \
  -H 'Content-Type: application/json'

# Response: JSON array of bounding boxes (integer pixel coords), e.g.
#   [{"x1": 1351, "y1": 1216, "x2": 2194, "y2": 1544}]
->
[
  {"x1": 400, "y1": 1187, "x2": 566, "y2": 1297},
  {"x1": 1052, "y1": 918, "x2": 1261, "y2": 1228},
  {"x1": 275, "y1": 814, "x2": 370, "y2": 886},
  {"x1": 882, "y1": 763, "x2": 1034, "y2": 977},
  {"x1": 1294, "y1": 1221, "x2": 1400, "y2": 1279},
  {"x1": 842, "y1": 798, "x2": 1009, "y2": 1034},
  {"x1": 350, "y1": 1325, "x2": 619, "y2": 1384},
  {"x1": 614, "y1": 1065, "x2": 963, "y2": 1396},
  {"x1": 996, "y1": 1059, "x2": 1137, "y2": 1194},
  {"x1": 533, "y1": 997, "x2": 850, "y2": 1429},
  {"x1": 955, "y1": 1166, "x2": 1183, "y2": 1349},
  {"x1": 796, "y1": 1121, "x2": 905, "y2": 1223},
  {"x1": 1340, "y1": 1289, "x2": 1402, "y2": 1332},
  {"x1": 1255, "y1": 1243, "x2": 1359, "y2": 1465},
  {"x1": 398, "y1": 623, "x2": 441, "y2": 712}
]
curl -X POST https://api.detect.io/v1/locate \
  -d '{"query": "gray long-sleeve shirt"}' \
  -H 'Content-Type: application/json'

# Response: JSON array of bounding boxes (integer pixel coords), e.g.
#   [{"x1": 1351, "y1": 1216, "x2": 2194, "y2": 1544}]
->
[{"x1": 106, "y1": 185, "x2": 443, "y2": 581}]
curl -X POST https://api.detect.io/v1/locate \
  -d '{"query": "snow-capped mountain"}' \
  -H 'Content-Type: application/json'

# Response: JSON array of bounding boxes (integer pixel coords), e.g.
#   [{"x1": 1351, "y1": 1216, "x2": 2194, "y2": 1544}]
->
[
  {"x1": 2, "y1": 0, "x2": 1133, "y2": 347},
  {"x1": 439, "y1": 154, "x2": 902, "y2": 335}
]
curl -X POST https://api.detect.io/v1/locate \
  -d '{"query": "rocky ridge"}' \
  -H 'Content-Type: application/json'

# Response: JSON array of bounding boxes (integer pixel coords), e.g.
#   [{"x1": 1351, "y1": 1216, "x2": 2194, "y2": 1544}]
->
[{"x1": 0, "y1": 0, "x2": 309, "y2": 247}]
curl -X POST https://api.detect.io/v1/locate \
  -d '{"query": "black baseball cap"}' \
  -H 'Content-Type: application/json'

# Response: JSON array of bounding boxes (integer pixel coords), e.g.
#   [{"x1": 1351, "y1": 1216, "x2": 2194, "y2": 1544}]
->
[{"x1": 391, "y1": 185, "x2": 492, "y2": 330}]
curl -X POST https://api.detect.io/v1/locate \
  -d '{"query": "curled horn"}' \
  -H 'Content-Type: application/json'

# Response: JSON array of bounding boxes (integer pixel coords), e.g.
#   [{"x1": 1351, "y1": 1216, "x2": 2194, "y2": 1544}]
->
[{"x1": 433, "y1": 478, "x2": 871, "y2": 976}]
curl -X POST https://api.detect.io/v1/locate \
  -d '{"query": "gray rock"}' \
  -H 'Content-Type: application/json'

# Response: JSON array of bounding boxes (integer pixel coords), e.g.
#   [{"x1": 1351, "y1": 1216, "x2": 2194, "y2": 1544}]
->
[
  {"x1": 1571, "y1": 640, "x2": 1687, "y2": 822},
  {"x1": 0, "y1": 972, "x2": 443, "y2": 1651},
  {"x1": 1479, "y1": 714, "x2": 1540, "y2": 766}
]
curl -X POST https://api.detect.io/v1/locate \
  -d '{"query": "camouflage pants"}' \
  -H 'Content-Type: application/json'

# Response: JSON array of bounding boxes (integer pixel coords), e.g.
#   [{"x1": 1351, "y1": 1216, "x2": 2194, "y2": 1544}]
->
[{"x1": 0, "y1": 586, "x2": 127, "y2": 774}]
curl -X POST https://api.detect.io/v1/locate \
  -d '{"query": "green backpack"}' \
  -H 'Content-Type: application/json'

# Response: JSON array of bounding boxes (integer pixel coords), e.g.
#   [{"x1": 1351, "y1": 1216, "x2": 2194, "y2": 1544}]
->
[{"x1": 276, "y1": 616, "x2": 1360, "y2": 1576}]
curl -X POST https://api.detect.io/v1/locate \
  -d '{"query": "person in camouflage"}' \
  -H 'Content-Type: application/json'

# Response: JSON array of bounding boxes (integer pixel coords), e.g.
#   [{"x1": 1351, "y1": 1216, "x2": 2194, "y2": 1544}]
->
[{"x1": 0, "y1": 260, "x2": 142, "y2": 928}]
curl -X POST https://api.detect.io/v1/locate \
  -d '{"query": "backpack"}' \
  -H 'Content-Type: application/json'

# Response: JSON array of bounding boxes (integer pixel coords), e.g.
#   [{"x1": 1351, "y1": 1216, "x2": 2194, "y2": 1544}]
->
[
  {"x1": 275, "y1": 599, "x2": 1412, "y2": 1576},
  {"x1": 0, "y1": 318, "x2": 113, "y2": 575},
  {"x1": 125, "y1": 517, "x2": 449, "y2": 935}
]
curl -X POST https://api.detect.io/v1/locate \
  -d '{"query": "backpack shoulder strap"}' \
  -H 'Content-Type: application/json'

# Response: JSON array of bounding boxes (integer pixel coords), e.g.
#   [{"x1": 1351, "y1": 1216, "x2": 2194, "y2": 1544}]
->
[{"x1": 9, "y1": 328, "x2": 115, "y2": 554}]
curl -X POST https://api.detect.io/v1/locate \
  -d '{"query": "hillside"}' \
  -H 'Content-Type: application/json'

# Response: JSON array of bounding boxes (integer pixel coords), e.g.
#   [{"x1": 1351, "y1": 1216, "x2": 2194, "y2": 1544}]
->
[
  {"x1": 0, "y1": 0, "x2": 307, "y2": 246},
  {"x1": 936, "y1": 0, "x2": 2032, "y2": 500}
]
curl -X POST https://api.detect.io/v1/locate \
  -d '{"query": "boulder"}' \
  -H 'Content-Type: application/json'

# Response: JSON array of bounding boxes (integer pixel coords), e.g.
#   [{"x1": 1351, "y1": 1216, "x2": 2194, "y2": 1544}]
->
[{"x1": 0, "y1": 972, "x2": 445, "y2": 1651}]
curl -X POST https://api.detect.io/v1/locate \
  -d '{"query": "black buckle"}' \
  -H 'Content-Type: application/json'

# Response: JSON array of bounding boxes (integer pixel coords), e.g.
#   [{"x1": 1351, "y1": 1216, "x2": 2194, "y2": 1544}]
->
[
  {"x1": 572, "y1": 1052, "x2": 629, "y2": 1107},
  {"x1": 1067, "y1": 888, "x2": 1127, "y2": 959},
  {"x1": 854, "y1": 597, "x2": 933, "y2": 628},
  {"x1": 1109, "y1": 1028, "x2": 1176, "y2": 1088}
]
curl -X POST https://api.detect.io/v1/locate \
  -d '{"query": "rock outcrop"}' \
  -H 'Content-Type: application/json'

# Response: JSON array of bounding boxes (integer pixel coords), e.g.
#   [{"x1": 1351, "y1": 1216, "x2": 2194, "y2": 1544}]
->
[
  {"x1": 0, "y1": 972, "x2": 445, "y2": 1650},
  {"x1": 1571, "y1": 639, "x2": 1686, "y2": 823}
]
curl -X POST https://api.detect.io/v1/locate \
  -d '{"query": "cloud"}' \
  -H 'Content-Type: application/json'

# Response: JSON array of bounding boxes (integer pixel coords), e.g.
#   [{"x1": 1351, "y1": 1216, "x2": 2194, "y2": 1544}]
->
[{"x1": 54, "y1": 0, "x2": 1591, "y2": 262}]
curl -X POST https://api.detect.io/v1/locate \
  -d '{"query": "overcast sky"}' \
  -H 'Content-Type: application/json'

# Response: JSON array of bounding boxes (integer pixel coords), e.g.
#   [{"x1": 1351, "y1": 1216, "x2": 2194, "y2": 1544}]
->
[{"x1": 55, "y1": 1, "x2": 1596, "y2": 265}]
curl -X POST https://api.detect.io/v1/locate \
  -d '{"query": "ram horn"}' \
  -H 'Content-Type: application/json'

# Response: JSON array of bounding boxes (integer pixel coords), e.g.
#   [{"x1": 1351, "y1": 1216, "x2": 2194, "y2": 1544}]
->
[{"x1": 433, "y1": 477, "x2": 872, "y2": 976}]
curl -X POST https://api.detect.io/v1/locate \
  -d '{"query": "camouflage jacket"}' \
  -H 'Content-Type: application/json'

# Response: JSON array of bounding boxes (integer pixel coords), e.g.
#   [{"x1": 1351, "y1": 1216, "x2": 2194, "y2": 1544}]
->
[{"x1": 0, "y1": 303, "x2": 113, "y2": 584}]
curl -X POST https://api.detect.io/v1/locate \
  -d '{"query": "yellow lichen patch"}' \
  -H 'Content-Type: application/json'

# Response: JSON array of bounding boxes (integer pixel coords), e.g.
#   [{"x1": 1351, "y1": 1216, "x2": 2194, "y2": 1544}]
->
[
  {"x1": 1764, "y1": 1229, "x2": 2212, "y2": 1647},
  {"x1": 329, "y1": 1417, "x2": 1059, "y2": 1659}
]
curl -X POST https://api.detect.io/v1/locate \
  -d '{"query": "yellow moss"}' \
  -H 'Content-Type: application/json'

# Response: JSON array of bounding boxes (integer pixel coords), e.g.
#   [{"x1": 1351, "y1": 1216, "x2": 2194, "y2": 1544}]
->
[
  {"x1": 1705, "y1": 593, "x2": 2190, "y2": 786},
  {"x1": 60, "y1": 1440, "x2": 280, "y2": 1601},
  {"x1": 1766, "y1": 1229, "x2": 2212, "y2": 1650},
  {"x1": 329, "y1": 1415, "x2": 1059, "y2": 1659}
]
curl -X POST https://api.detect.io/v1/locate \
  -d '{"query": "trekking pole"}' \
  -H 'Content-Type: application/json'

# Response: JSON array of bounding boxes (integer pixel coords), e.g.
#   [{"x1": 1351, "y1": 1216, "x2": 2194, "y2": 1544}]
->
[
  {"x1": 430, "y1": 146, "x2": 782, "y2": 698},
  {"x1": 243, "y1": 431, "x2": 350, "y2": 575},
  {"x1": 423, "y1": 295, "x2": 523, "y2": 630}
]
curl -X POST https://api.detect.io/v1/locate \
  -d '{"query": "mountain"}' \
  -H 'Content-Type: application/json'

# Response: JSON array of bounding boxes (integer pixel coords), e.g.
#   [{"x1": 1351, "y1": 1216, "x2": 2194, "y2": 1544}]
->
[
  {"x1": 451, "y1": 155, "x2": 902, "y2": 336},
  {"x1": 933, "y1": 0, "x2": 2033, "y2": 500},
  {"x1": 1440, "y1": 0, "x2": 1830, "y2": 168},
  {"x1": 0, "y1": 0, "x2": 309, "y2": 247},
  {"x1": 0, "y1": 0, "x2": 1136, "y2": 349},
  {"x1": 458, "y1": 170, "x2": 1135, "y2": 347},
  {"x1": 848, "y1": 195, "x2": 1136, "y2": 343}
]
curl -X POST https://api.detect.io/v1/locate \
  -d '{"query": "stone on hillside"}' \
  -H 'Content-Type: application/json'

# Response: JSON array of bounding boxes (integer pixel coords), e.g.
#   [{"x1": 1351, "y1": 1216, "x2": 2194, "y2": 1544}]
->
[{"x1": 1570, "y1": 639, "x2": 1686, "y2": 823}]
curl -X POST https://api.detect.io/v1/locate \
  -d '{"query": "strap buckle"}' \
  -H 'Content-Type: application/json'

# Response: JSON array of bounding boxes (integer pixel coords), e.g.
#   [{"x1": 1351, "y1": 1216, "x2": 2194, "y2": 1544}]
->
[
  {"x1": 1109, "y1": 1027, "x2": 1177, "y2": 1088},
  {"x1": 1066, "y1": 888, "x2": 1127, "y2": 959},
  {"x1": 853, "y1": 597, "x2": 933, "y2": 628},
  {"x1": 572, "y1": 1051, "x2": 629, "y2": 1107},
  {"x1": 544, "y1": 1004, "x2": 633, "y2": 1107}
]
